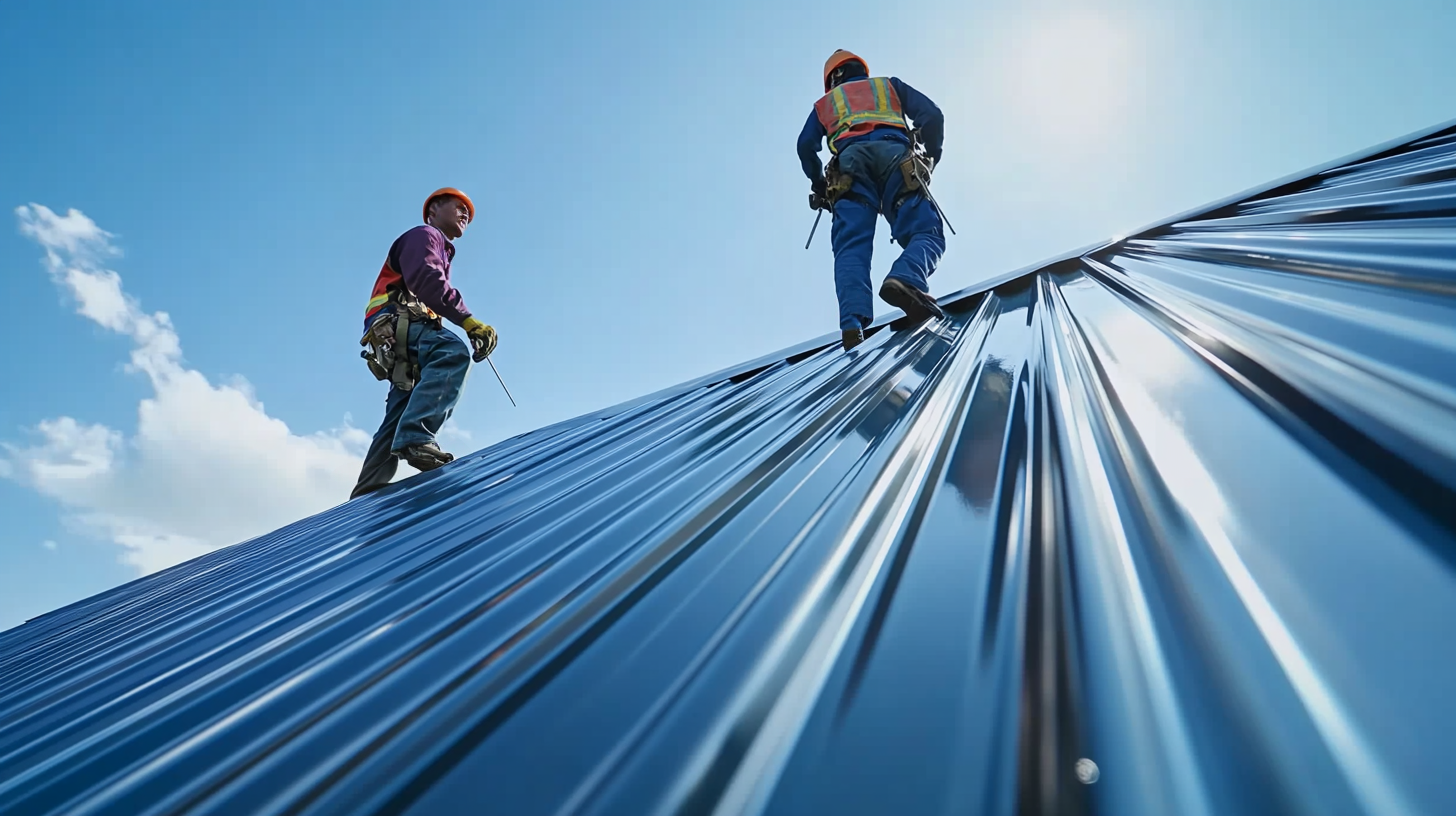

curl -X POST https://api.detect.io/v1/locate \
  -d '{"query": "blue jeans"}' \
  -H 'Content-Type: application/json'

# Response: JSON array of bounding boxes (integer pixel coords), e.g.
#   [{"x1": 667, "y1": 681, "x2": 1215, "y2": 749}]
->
[
  {"x1": 830, "y1": 140, "x2": 947, "y2": 331},
  {"x1": 350, "y1": 319, "x2": 471, "y2": 498}
]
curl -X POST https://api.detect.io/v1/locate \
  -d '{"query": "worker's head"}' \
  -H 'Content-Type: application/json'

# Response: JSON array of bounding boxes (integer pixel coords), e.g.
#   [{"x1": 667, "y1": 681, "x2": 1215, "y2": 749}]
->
[
  {"x1": 823, "y1": 49, "x2": 868, "y2": 92},
  {"x1": 422, "y1": 187, "x2": 475, "y2": 239}
]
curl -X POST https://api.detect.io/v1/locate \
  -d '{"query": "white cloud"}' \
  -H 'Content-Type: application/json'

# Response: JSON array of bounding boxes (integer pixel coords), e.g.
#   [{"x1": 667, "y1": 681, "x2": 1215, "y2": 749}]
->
[
  {"x1": 437, "y1": 425, "x2": 474, "y2": 445},
  {"x1": 6, "y1": 418, "x2": 121, "y2": 483},
  {"x1": 17, "y1": 204, "x2": 115, "y2": 261},
  {"x1": 42, "y1": 540, "x2": 57, "y2": 551},
  {"x1": 6, "y1": 204, "x2": 415, "y2": 575}
]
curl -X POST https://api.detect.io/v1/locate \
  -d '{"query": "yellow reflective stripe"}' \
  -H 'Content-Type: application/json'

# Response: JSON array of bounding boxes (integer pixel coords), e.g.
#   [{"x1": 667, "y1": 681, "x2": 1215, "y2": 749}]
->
[
  {"x1": 831, "y1": 86, "x2": 849, "y2": 121},
  {"x1": 829, "y1": 112, "x2": 906, "y2": 146},
  {"x1": 365, "y1": 294, "x2": 389, "y2": 315},
  {"x1": 843, "y1": 110, "x2": 906, "y2": 127},
  {"x1": 872, "y1": 77, "x2": 889, "y2": 112}
]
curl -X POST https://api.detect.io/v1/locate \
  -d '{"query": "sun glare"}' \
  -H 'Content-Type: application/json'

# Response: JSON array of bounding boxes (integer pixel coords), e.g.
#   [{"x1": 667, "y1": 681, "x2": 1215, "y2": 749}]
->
[{"x1": 992, "y1": 13, "x2": 1134, "y2": 148}]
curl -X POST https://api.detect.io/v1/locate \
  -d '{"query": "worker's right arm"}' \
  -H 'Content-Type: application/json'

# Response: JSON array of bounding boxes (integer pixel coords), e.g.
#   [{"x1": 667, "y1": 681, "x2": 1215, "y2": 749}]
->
[
  {"x1": 891, "y1": 78, "x2": 944, "y2": 163},
  {"x1": 797, "y1": 110, "x2": 827, "y2": 183}
]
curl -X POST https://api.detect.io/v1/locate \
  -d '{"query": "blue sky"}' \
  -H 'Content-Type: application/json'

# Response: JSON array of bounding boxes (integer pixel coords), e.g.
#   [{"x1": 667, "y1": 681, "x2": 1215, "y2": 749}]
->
[{"x1": 2, "y1": 0, "x2": 1453, "y2": 629}]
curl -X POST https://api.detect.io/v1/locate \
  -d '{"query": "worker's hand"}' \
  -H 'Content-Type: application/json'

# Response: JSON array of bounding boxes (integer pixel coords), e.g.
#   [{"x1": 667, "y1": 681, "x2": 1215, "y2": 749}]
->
[
  {"x1": 811, "y1": 177, "x2": 828, "y2": 206},
  {"x1": 461, "y1": 316, "x2": 497, "y2": 360}
]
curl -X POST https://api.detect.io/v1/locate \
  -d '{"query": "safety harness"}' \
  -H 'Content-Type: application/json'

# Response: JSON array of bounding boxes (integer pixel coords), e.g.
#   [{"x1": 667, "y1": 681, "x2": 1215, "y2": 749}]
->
[
  {"x1": 359, "y1": 290, "x2": 438, "y2": 392},
  {"x1": 821, "y1": 128, "x2": 936, "y2": 215}
]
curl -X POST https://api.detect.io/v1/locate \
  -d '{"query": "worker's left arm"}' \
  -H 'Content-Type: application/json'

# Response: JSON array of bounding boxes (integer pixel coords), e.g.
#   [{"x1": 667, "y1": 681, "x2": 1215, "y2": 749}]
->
[
  {"x1": 797, "y1": 110, "x2": 827, "y2": 183},
  {"x1": 398, "y1": 227, "x2": 474, "y2": 326},
  {"x1": 891, "y1": 78, "x2": 944, "y2": 163}
]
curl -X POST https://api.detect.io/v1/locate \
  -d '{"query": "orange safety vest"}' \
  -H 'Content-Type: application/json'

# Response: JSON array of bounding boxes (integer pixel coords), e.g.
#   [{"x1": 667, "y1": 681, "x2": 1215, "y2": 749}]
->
[{"x1": 813, "y1": 77, "x2": 907, "y2": 155}]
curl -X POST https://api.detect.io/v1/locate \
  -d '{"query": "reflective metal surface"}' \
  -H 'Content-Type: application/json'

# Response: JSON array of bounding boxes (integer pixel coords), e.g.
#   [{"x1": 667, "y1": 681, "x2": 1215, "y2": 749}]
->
[{"x1": 5, "y1": 122, "x2": 1456, "y2": 816}]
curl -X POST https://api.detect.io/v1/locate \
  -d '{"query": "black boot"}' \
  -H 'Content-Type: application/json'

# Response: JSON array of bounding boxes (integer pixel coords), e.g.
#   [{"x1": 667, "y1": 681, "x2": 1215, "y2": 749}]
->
[
  {"x1": 842, "y1": 328, "x2": 864, "y2": 351},
  {"x1": 879, "y1": 277, "x2": 946, "y2": 323},
  {"x1": 394, "y1": 441, "x2": 454, "y2": 472}
]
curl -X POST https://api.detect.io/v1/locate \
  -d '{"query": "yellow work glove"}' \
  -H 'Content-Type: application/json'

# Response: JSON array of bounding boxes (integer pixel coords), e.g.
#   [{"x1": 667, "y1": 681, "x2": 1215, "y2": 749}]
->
[{"x1": 461, "y1": 316, "x2": 498, "y2": 359}]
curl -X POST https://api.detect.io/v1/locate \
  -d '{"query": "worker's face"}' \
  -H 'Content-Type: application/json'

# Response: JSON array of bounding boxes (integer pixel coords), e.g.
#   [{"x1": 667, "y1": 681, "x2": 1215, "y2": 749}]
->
[{"x1": 429, "y1": 196, "x2": 470, "y2": 239}]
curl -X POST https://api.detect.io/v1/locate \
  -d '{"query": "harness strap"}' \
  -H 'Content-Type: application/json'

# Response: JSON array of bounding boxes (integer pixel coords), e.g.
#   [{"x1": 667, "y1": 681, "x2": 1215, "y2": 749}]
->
[
  {"x1": 389, "y1": 312, "x2": 416, "y2": 392},
  {"x1": 358, "y1": 290, "x2": 425, "y2": 391}
]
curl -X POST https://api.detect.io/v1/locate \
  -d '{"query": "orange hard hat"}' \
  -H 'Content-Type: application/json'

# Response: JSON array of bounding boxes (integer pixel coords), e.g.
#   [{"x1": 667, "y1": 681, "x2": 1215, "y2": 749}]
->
[
  {"x1": 422, "y1": 187, "x2": 475, "y2": 223},
  {"x1": 823, "y1": 49, "x2": 868, "y2": 92}
]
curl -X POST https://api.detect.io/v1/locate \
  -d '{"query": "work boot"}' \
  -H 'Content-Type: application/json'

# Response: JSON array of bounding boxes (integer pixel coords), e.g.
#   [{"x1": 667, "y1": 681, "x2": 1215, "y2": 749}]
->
[
  {"x1": 842, "y1": 328, "x2": 864, "y2": 351},
  {"x1": 394, "y1": 441, "x2": 454, "y2": 472},
  {"x1": 879, "y1": 277, "x2": 946, "y2": 323}
]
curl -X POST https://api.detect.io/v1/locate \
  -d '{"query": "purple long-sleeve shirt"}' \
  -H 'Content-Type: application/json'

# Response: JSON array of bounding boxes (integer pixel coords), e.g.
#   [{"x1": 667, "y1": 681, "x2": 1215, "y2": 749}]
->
[{"x1": 388, "y1": 225, "x2": 473, "y2": 326}]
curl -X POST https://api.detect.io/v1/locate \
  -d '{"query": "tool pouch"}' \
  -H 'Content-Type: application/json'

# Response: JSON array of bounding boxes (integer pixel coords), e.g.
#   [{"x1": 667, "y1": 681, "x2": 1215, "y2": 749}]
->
[
  {"x1": 360, "y1": 311, "x2": 419, "y2": 392},
  {"x1": 898, "y1": 150, "x2": 934, "y2": 195},
  {"x1": 360, "y1": 344, "x2": 390, "y2": 382},
  {"x1": 824, "y1": 156, "x2": 854, "y2": 205}
]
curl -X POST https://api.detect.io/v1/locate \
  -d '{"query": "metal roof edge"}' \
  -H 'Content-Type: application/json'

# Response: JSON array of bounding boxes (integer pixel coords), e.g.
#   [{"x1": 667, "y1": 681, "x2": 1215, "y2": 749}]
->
[
  {"x1": 575, "y1": 332, "x2": 845, "y2": 421},
  {"x1": 1105, "y1": 114, "x2": 1456, "y2": 242},
  {"x1": 582, "y1": 237, "x2": 1122, "y2": 422}
]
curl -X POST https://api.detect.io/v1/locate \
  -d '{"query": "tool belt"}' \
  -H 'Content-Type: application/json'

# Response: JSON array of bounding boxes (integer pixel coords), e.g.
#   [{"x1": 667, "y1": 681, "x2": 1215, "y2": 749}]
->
[
  {"x1": 825, "y1": 142, "x2": 932, "y2": 213},
  {"x1": 359, "y1": 291, "x2": 437, "y2": 392}
]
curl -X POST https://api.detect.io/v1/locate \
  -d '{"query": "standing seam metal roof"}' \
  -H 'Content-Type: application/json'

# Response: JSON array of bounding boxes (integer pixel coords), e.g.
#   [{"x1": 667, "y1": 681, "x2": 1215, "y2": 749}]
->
[{"x1": 4, "y1": 119, "x2": 1456, "y2": 816}]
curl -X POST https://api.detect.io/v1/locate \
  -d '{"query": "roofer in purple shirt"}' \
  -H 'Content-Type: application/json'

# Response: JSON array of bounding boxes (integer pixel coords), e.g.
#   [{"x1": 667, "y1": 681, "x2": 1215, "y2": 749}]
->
[{"x1": 350, "y1": 187, "x2": 498, "y2": 499}]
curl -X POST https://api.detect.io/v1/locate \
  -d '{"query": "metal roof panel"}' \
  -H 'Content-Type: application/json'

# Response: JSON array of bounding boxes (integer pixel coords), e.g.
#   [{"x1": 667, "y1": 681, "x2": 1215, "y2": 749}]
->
[{"x1": 4, "y1": 122, "x2": 1456, "y2": 816}]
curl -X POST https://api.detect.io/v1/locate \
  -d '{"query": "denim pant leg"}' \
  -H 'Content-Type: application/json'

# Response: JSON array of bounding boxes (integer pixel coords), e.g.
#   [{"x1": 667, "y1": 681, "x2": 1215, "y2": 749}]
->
[
  {"x1": 350, "y1": 385, "x2": 410, "y2": 498},
  {"x1": 392, "y1": 323, "x2": 471, "y2": 450},
  {"x1": 887, "y1": 194, "x2": 946, "y2": 292},
  {"x1": 829, "y1": 188, "x2": 879, "y2": 331}
]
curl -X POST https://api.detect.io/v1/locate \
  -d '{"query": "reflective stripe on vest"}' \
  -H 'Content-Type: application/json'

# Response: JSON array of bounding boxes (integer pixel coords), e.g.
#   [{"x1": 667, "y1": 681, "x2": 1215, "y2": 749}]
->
[
  {"x1": 363, "y1": 260, "x2": 437, "y2": 330},
  {"x1": 813, "y1": 77, "x2": 907, "y2": 154},
  {"x1": 365, "y1": 293, "x2": 390, "y2": 317},
  {"x1": 364, "y1": 260, "x2": 400, "y2": 324}
]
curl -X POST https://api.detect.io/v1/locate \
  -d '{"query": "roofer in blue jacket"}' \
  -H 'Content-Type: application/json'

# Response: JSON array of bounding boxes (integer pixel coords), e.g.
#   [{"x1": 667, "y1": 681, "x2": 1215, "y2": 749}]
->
[{"x1": 798, "y1": 49, "x2": 948, "y2": 350}]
